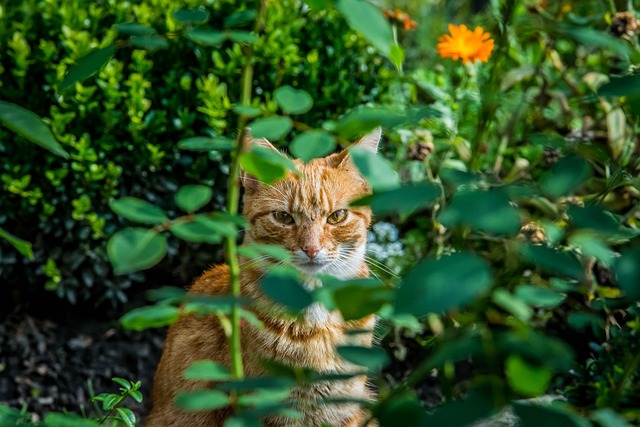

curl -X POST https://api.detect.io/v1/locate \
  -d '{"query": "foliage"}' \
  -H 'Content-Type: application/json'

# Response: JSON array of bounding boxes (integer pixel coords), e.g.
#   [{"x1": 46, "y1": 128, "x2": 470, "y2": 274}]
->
[
  {"x1": 0, "y1": 0, "x2": 387, "y2": 305},
  {"x1": 2, "y1": 0, "x2": 640, "y2": 426},
  {"x1": 0, "y1": 378, "x2": 142, "y2": 426}
]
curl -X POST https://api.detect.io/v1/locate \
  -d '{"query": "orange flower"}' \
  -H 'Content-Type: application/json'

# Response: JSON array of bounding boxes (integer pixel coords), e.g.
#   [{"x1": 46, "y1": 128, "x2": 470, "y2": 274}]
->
[
  {"x1": 384, "y1": 8, "x2": 418, "y2": 31},
  {"x1": 437, "y1": 24, "x2": 494, "y2": 64}
]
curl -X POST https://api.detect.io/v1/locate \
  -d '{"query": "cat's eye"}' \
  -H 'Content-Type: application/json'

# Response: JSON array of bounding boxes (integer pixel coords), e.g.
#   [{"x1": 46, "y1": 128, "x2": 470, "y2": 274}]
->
[
  {"x1": 273, "y1": 211, "x2": 294, "y2": 225},
  {"x1": 327, "y1": 209, "x2": 348, "y2": 224}
]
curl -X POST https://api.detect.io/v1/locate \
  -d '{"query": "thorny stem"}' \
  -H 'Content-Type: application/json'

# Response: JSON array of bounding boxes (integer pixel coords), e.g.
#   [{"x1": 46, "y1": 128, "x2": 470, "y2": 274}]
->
[{"x1": 225, "y1": 0, "x2": 267, "y2": 381}]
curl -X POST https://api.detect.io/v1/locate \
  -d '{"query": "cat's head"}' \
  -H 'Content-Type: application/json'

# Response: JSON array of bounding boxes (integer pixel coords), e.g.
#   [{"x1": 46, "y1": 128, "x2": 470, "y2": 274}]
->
[{"x1": 241, "y1": 128, "x2": 381, "y2": 279}]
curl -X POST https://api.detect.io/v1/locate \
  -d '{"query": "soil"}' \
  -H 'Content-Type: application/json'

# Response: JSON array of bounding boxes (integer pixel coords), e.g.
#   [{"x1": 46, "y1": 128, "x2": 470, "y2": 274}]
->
[{"x1": 0, "y1": 293, "x2": 442, "y2": 425}]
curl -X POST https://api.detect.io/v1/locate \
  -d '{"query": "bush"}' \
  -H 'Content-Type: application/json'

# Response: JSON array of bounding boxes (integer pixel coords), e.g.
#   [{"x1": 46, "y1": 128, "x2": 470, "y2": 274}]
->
[{"x1": 0, "y1": 0, "x2": 387, "y2": 306}]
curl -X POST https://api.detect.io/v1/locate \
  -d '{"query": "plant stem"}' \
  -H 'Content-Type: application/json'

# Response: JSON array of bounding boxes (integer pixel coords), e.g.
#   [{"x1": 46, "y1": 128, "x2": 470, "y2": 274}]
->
[{"x1": 224, "y1": 0, "x2": 266, "y2": 381}]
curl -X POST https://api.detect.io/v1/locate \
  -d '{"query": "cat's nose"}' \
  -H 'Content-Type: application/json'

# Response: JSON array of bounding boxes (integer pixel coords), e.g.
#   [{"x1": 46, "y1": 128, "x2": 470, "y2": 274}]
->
[{"x1": 302, "y1": 246, "x2": 319, "y2": 259}]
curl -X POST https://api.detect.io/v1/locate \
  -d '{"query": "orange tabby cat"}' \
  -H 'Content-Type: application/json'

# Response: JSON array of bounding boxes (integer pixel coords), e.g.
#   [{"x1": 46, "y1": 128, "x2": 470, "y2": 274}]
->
[{"x1": 147, "y1": 128, "x2": 382, "y2": 426}]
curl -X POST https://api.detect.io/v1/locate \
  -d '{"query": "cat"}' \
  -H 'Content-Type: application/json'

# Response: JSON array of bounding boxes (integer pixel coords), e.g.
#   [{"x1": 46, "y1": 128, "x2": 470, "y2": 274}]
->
[{"x1": 146, "y1": 128, "x2": 382, "y2": 427}]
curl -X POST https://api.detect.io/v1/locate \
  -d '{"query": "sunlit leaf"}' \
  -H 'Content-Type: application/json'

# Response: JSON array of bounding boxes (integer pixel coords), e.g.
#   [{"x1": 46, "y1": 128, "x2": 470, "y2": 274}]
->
[
  {"x1": 110, "y1": 197, "x2": 169, "y2": 225},
  {"x1": 176, "y1": 390, "x2": 228, "y2": 411},
  {"x1": 274, "y1": 86, "x2": 313, "y2": 115},
  {"x1": 332, "y1": 282, "x2": 391, "y2": 321},
  {"x1": 59, "y1": 45, "x2": 116, "y2": 91},
  {"x1": 44, "y1": 413, "x2": 99, "y2": 427},
  {"x1": 335, "y1": 0, "x2": 393, "y2": 55},
  {"x1": 506, "y1": 355, "x2": 552, "y2": 397},
  {"x1": 227, "y1": 31, "x2": 259, "y2": 44},
  {"x1": 249, "y1": 117, "x2": 293, "y2": 141},
  {"x1": 115, "y1": 407, "x2": 136, "y2": 427},
  {"x1": 170, "y1": 215, "x2": 236, "y2": 243},
  {"x1": 334, "y1": 106, "x2": 438, "y2": 139},
  {"x1": 0, "y1": 101, "x2": 69, "y2": 158},
  {"x1": 492, "y1": 289, "x2": 532, "y2": 322},
  {"x1": 107, "y1": 228, "x2": 167, "y2": 275},
  {"x1": 240, "y1": 145, "x2": 298, "y2": 184},
  {"x1": 175, "y1": 185, "x2": 213, "y2": 212},
  {"x1": 289, "y1": 130, "x2": 336, "y2": 162},
  {"x1": 120, "y1": 303, "x2": 179, "y2": 330},
  {"x1": 0, "y1": 227, "x2": 33, "y2": 260},
  {"x1": 350, "y1": 147, "x2": 400, "y2": 191},
  {"x1": 184, "y1": 361, "x2": 231, "y2": 381}
]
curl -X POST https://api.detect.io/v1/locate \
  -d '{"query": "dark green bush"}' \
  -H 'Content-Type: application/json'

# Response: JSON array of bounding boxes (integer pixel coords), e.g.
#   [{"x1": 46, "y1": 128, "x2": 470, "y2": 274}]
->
[{"x1": 0, "y1": 0, "x2": 388, "y2": 306}]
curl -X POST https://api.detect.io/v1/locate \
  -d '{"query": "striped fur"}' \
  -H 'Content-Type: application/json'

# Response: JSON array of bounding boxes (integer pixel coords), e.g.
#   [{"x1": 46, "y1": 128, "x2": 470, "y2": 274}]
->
[{"x1": 147, "y1": 129, "x2": 381, "y2": 426}]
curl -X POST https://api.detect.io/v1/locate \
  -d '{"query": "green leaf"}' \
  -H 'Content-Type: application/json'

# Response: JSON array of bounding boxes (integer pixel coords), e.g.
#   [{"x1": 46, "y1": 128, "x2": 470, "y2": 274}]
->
[
  {"x1": 184, "y1": 361, "x2": 231, "y2": 381},
  {"x1": 175, "y1": 185, "x2": 213, "y2": 212},
  {"x1": 350, "y1": 147, "x2": 400, "y2": 191},
  {"x1": 170, "y1": 215, "x2": 236, "y2": 243},
  {"x1": 110, "y1": 197, "x2": 169, "y2": 225},
  {"x1": 120, "y1": 304, "x2": 179, "y2": 331},
  {"x1": 567, "y1": 311, "x2": 602, "y2": 331},
  {"x1": 249, "y1": 117, "x2": 293, "y2": 141},
  {"x1": 334, "y1": 105, "x2": 438, "y2": 139},
  {"x1": 289, "y1": 130, "x2": 336, "y2": 162},
  {"x1": 559, "y1": 25, "x2": 631, "y2": 57},
  {"x1": 540, "y1": 156, "x2": 592, "y2": 198},
  {"x1": 598, "y1": 73, "x2": 640, "y2": 97},
  {"x1": 113, "y1": 22, "x2": 157, "y2": 36},
  {"x1": 337, "y1": 346, "x2": 389, "y2": 371},
  {"x1": 130, "y1": 390, "x2": 143, "y2": 403},
  {"x1": 233, "y1": 105, "x2": 262, "y2": 118},
  {"x1": 500, "y1": 64, "x2": 536, "y2": 91},
  {"x1": 178, "y1": 136, "x2": 235, "y2": 151},
  {"x1": 261, "y1": 271, "x2": 313, "y2": 312},
  {"x1": 131, "y1": 35, "x2": 169, "y2": 50},
  {"x1": 567, "y1": 205, "x2": 620, "y2": 234},
  {"x1": 332, "y1": 282, "x2": 392, "y2": 321},
  {"x1": 497, "y1": 330, "x2": 575, "y2": 371},
  {"x1": 389, "y1": 44, "x2": 405, "y2": 69},
  {"x1": 396, "y1": 253, "x2": 492, "y2": 316},
  {"x1": 274, "y1": 86, "x2": 313, "y2": 115},
  {"x1": 514, "y1": 285, "x2": 566, "y2": 309},
  {"x1": 352, "y1": 182, "x2": 440, "y2": 215},
  {"x1": 505, "y1": 355, "x2": 552, "y2": 397},
  {"x1": 520, "y1": 245, "x2": 583, "y2": 280},
  {"x1": 112, "y1": 377, "x2": 131, "y2": 391},
  {"x1": 173, "y1": 9, "x2": 210, "y2": 23},
  {"x1": 375, "y1": 393, "x2": 429, "y2": 427},
  {"x1": 186, "y1": 28, "x2": 226, "y2": 46},
  {"x1": 335, "y1": 0, "x2": 393, "y2": 56},
  {"x1": 238, "y1": 244, "x2": 293, "y2": 262},
  {"x1": 107, "y1": 228, "x2": 167, "y2": 275},
  {"x1": 613, "y1": 247, "x2": 640, "y2": 301},
  {"x1": 425, "y1": 390, "x2": 497, "y2": 426},
  {"x1": 176, "y1": 390, "x2": 229, "y2": 411},
  {"x1": 569, "y1": 233, "x2": 615, "y2": 265},
  {"x1": 492, "y1": 289, "x2": 532, "y2": 322},
  {"x1": 439, "y1": 188, "x2": 521, "y2": 235},
  {"x1": 224, "y1": 10, "x2": 257, "y2": 28},
  {"x1": 591, "y1": 408, "x2": 634, "y2": 427},
  {"x1": 227, "y1": 31, "x2": 259, "y2": 44},
  {"x1": 0, "y1": 101, "x2": 69, "y2": 158},
  {"x1": 0, "y1": 227, "x2": 33, "y2": 260},
  {"x1": 513, "y1": 402, "x2": 583, "y2": 427},
  {"x1": 44, "y1": 413, "x2": 99, "y2": 427},
  {"x1": 59, "y1": 45, "x2": 116, "y2": 91},
  {"x1": 115, "y1": 408, "x2": 136, "y2": 427},
  {"x1": 240, "y1": 145, "x2": 298, "y2": 185}
]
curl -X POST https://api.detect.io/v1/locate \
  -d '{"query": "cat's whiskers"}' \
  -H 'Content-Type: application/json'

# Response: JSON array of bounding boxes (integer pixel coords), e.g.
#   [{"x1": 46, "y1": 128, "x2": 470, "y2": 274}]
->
[
  {"x1": 363, "y1": 255, "x2": 398, "y2": 278},
  {"x1": 365, "y1": 246, "x2": 403, "y2": 271},
  {"x1": 243, "y1": 177, "x2": 289, "y2": 199}
]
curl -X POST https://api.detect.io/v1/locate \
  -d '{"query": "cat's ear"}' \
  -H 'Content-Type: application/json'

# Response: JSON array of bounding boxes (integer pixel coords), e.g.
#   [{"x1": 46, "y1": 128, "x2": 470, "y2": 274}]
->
[
  {"x1": 328, "y1": 126, "x2": 382, "y2": 168},
  {"x1": 240, "y1": 131, "x2": 281, "y2": 194}
]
